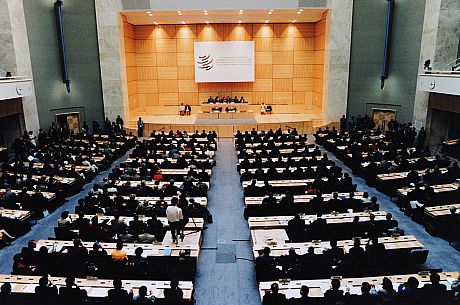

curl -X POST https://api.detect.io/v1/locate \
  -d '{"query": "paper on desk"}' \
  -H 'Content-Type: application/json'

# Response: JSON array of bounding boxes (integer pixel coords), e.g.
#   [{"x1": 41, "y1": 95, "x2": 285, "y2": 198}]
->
[
  {"x1": 22, "y1": 284, "x2": 37, "y2": 293},
  {"x1": 319, "y1": 283, "x2": 329, "y2": 294},
  {"x1": 87, "y1": 287, "x2": 109, "y2": 297},
  {"x1": 284, "y1": 289, "x2": 301, "y2": 299}
]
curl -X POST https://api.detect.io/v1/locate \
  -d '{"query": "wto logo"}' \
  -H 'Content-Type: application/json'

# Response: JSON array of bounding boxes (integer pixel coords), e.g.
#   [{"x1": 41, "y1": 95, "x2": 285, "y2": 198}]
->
[{"x1": 197, "y1": 54, "x2": 214, "y2": 71}]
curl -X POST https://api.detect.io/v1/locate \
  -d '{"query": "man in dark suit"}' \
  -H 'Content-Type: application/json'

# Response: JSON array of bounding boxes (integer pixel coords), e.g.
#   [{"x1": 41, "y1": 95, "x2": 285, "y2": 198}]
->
[
  {"x1": 262, "y1": 283, "x2": 287, "y2": 305},
  {"x1": 107, "y1": 279, "x2": 133, "y2": 305}
]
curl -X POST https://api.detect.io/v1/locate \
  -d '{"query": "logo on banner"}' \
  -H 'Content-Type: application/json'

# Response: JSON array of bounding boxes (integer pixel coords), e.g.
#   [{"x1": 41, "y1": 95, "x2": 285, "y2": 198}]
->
[{"x1": 197, "y1": 54, "x2": 214, "y2": 71}]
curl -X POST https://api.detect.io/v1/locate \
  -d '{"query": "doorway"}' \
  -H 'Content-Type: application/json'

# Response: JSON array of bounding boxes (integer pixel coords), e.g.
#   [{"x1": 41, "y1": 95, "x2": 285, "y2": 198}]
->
[
  {"x1": 55, "y1": 112, "x2": 81, "y2": 133},
  {"x1": 371, "y1": 108, "x2": 396, "y2": 131}
]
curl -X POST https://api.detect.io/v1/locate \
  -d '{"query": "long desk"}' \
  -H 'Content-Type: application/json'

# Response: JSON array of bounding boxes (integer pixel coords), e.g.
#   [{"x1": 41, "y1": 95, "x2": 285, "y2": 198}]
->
[
  {"x1": 6, "y1": 173, "x2": 76, "y2": 186},
  {"x1": 0, "y1": 189, "x2": 56, "y2": 201},
  {"x1": 424, "y1": 204, "x2": 460, "y2": 217},
  {"x1": 114, "y1": 180, "x2": 210, "y2": 189},
  {"x1": 248, "y1": 211, "x2": 388, "y2": 229},
  {"x1": 36, "y1": 238, "x2": 201, "y2": 257},
  {"x1": 108, "y1": 195, "x2": 208, "y2": 207},
  {"x1": 244, "y1": 192, "x2": 365, "y2": 206},
  {"x1": 0, "y1": 209, "x2": 31, "y2": 221},
  {"x1": 397, "y1": 183, "x2": 459, "y2": 197},
  {"x1": 259, "y1": 272, "x2": 459, "y2": 299},
  {"x1": 0, "y1": 274, "x2": 193, "y2": 300},
  {"x1": 376, "y1": 168, "x2": 448, "y2": 182},
  {"x1": 68, "y1": 214, "x2": 204, "y2": 230},
  {"x1": 251, "y1": 230, "x2": 423, "y2": 256}
]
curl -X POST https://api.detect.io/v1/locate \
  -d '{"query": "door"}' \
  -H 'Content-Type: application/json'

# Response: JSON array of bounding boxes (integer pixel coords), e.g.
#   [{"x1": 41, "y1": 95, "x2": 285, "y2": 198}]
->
[
  {"x1": 55, "y1": 112, "x2": 81, "y2": 133},
  {"x1": 371, "y1": 108, "x2": 396, "y2": 131}
]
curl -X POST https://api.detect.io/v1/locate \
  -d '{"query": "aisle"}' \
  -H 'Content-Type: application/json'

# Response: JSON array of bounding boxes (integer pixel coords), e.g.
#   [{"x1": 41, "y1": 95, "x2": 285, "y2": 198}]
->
[{"x1": 194, "y1": 139, "x2": 261, "y2": 305}]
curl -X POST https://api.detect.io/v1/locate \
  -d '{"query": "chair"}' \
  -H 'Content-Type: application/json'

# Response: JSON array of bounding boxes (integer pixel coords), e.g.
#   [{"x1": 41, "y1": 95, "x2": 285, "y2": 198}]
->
[
  {"x1": 409, "y1": 249, "x2": 429, "y2": 266},
  {"x1": 266, "y1": 105, "x2": 272, "y2": 114}
]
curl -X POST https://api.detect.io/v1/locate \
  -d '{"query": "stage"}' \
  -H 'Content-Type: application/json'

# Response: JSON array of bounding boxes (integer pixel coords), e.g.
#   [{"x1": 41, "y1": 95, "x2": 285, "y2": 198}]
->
[{"x1": 126, "y1": 113, "x2": 323, "y2": 137}]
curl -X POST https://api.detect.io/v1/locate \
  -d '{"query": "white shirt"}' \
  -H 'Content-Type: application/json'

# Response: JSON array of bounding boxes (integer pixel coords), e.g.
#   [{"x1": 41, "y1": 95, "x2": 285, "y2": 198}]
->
[{"x1": 166, "y1": 206, "x2": 183, "y2": 222}]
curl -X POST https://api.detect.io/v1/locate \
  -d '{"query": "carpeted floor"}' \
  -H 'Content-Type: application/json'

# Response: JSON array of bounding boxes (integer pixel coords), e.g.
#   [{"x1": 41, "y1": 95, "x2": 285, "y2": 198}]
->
[{"x1": 193, "y1": 139, "x2": 261, "y2": 305}]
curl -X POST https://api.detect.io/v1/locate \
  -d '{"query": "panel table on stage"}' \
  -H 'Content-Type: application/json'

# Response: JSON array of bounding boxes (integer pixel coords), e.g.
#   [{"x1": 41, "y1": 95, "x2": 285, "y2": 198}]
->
[
  {"x1": 0, "y1": 274, "x2": 194, "y2": 302},
  {"x1": 258, "y1": 272, "x2": 459, "y2": 299},
  {"x1": 201, "y1": 103, "x2": 249, "y2": 113}
]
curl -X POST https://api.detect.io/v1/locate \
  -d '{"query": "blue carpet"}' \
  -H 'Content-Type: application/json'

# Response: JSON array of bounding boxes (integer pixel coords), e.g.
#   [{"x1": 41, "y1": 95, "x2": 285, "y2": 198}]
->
[
  {"x1": 193, "y1": 139, "x2": 261, "y2": 305},
  {"x1": 309, "y1": 135, "x2": 460, "y2": 272},
  {"x1": 0, "y1": 149, "x2": 133, "y2": 274}
]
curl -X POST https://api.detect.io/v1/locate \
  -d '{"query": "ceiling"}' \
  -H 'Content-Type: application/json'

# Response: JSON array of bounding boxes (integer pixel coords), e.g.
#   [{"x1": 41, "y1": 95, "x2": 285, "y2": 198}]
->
[{"x1": 122, "y1": 9, "x2": 327, "y2": 25}]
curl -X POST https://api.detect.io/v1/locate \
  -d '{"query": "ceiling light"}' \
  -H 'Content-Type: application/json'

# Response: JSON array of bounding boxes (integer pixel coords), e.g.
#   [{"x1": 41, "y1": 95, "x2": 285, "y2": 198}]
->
[
  {"x1": 177, "y1": 10, "x2": 182, "y2": 15},
  {"x1": 148, "y1": 13, "x2": 153, "y2": 16},
  {"x1": 181, "y1": 21, "x2": 186, "y2": 24},
  {"x1": 238, "y1": 20, "x2": 242, "y2": 24},
  {"x1": 239, "y1": 10, "x2": 243, "y2": 14},
  {"x1": 297, "y1": 11, "x2": 301, "y2": 14},
  {"x1": 268, "y1": 11, "x2": 273, "y2": 15},
  {"x1": 269, "y1": 9, "x2": 274, "y2": 12},
  {"x1": 206, "y1": 21, "x2": 209, "y2": 24},
  {"x1": 147, "y1": 11, "x2": 151, "y2": 14},
  {"x1": 204, "y1": 10, "x2": 207, "y2": 13},
  {"x1": 292, "y1": 20, "x2": 297, "y2": 23},
  {"x1": 204, "y1": 12, "x2": 208, "y2": 15},
  {"x1": 265, "y1": 20, "x2": 269, "y2": 23},
  {"x1": 154, "y1": 22, "x2": 158, "y2": 25},
  {"x1": 299, "y1": 9, "x2": 303, "y2": 12}
]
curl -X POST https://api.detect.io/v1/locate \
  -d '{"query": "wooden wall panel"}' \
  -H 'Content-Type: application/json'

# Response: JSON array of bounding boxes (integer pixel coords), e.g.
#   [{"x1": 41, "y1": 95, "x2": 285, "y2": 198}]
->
[
  {"x1": 156, "y1": 53, "x2": 177, "y2": 66},
  {"x1": 273, "y1": 52, "x2": 294, "y2": 65},
  {"x1": 176, "y1": 25, "x2": 197, "y2": 39},
  {"x1": 273, "y1": 92, "x2": 292, "y2": 104},
  {"x1": 125, "y1": 21, "x2": 325, "y2": 116},
  {"x1": 135, "y1": 39, "x2": 155, "y2": 53},
  {"x1": 157, "y1": 67, "x2": 177, "y2": 80},
  {"x1": 137, "y1": 80, "x2": 158, "y2": 93},
  {"x1": 273, "y1": 79, "x2": 292, "y2": 92},
  {"x1": 158, "y1": 80, "x2": 178, "y2": 93},
  {"x1": 136, "y1": 67, "x2": 157, "y2": 80},
  {"x1": 273, "y1": 65, "x2": 294, "y2": 79},
  {"x1": 156, "y1": 39, "x2": 177, "y2": 52},
  {"x1": 177, "y1": 39, "x2": 195, "y2": 53}
]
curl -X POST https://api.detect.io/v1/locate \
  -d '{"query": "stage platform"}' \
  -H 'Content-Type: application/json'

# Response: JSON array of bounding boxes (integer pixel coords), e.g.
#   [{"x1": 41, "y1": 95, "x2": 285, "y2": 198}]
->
[{"x1": 127, "y1": 114, "x2": 323, "y2": 137}]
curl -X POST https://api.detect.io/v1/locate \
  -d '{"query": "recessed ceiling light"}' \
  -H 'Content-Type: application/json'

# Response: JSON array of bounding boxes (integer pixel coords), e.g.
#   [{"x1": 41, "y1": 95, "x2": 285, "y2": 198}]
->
[
  {"x1": 177, "y1": 10, "x2": 182, "y2": 15},
  {"x1": 265, "y1": 20, "x2": 269, "y2": 23},
  {"x1": 181, "y1": 21, "x2": 186, "y2": 24},
  {"x1": 297, "y1": 11, "x2": 301, "y2": 14},
  {"x1": 204, "y1": 12, "x2": 208, "y2": 15},
  {"x1": 268, "y1": 11, "x2": 273, "y2": 15},
  {"x1": 299, "y1": 9, "x2": 304, "y2": 12},
  {"x1": 238, "y1": 20, "x2": 241, "y2": 24},
  {"x1": 206, "y1": 21, "x2": 209, "y2": 24},
  {"x1": 292, "y1": 20, "x2": 297, "y2": 23},
  {"x1": 147, "y1": 11, "x2": 151, "y2": 14},
  {"x1": 269, "y1": 9, "x2": 274, "y2": 12},
  {"x1": 154, "y1": 22, "x2": 158, "y2": 25},
  {"x1": 204, "y1": 10, "x2": 207, "y2": 13},
  {"x1": 239, "y1": 10, "x2": 243, "y2": 14}
]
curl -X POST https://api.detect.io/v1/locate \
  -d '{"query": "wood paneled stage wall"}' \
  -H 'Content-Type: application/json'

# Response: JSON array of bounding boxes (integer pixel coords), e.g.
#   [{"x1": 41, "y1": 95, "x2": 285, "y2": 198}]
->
[{"x1": 123, "y1": 19, "x2": 326, "y2": 119}]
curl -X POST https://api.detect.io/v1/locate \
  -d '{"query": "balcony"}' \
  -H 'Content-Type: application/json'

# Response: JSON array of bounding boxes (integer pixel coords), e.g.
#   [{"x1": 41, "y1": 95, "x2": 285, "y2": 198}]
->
[
  {"x1": 0, "y1": 76, "x2": 33, "y2": 101},
  {"x1": 417, "y1": 70, "x2": 460, "y2": 96}
]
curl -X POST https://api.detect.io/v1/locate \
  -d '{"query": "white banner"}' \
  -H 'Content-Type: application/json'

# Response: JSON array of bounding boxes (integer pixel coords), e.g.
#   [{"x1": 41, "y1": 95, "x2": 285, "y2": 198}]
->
[{"x1": 194, "y1": 41, "x2": 255, "y2": 83}]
